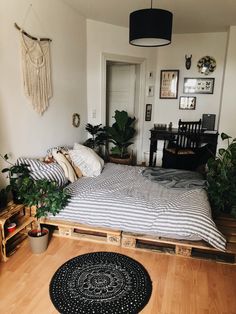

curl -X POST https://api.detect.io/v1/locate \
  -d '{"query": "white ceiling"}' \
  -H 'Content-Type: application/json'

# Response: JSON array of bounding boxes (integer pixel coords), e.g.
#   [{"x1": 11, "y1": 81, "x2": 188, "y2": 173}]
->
[{"x1": 64, "y1": 0, "x2": 236, "y2": 34}]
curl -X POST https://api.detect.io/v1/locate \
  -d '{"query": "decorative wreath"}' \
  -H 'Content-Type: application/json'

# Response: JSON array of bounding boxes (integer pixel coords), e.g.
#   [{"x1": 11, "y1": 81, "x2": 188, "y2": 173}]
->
[
  {"x1": 72, "y1": 113, "x2": 80, "y2": 127},
  {"x1": 197, "y1": 56, "x2": 216, "y2": 75}
]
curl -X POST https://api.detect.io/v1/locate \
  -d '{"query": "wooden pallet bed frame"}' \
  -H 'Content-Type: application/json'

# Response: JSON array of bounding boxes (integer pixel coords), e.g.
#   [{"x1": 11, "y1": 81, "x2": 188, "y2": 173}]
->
[
  {"x1": 39, "y1": 216, "x2": 236, "y2": 265},
  {"x1": 39, "y1": 217, "x2": 121, "y2": 246}
]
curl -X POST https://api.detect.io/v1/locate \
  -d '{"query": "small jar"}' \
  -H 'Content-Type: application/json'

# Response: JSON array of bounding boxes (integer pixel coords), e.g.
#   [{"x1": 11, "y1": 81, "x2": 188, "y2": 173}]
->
[{"x1": 7, "y1": 222, "x2": 16, "y2": 233}]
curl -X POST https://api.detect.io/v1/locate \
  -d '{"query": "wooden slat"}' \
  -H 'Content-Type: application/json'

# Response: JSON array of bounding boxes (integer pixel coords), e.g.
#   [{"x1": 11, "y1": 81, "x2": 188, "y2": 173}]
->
[
  {"x1": 40, "y1": 218, "x2": 121, "y2": 246},
  {"x1": 121, "y1": 231, "x2": 236, "y2": 264},
  {"x1": 122, "y1": 232, "x2": 217, "y2": 251},
  {"x1": 40, "y1": 218, "x2": 121, "y2": 235}
]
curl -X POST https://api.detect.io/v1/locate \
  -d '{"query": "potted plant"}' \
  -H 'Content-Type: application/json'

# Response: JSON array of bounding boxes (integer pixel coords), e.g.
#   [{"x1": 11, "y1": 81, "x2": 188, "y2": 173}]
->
[
  {"x1": 83, "y1": 123, "x2": 107, "y2": 154},
  {"x1": 23, "y1": 177, "x2": 70, "y2": 253},
  {"x1": 106, "y1": 110, "x2": 136, "y2": 165},
  {"x1": 1, "y1": 153, "x2": 30, "y2": 204},
  {"x1": 206, "y1": 132, "x2": 236, "y2": 217},
  {"x1": 1, "y1": 153, "x2": 70, "y2": 253}
]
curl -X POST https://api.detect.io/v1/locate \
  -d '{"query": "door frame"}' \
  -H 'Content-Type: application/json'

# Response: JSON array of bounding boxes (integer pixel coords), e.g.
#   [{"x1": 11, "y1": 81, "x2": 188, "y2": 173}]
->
[{"x1": 101, "y1": 53, "x2": 146, "y2": 163}]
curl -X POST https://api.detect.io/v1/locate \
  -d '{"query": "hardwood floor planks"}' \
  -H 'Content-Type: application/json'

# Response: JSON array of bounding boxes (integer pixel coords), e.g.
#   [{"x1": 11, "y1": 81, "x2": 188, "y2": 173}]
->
[{"x1": 0, "y1": 237, "x2": 236, "y2": 314}]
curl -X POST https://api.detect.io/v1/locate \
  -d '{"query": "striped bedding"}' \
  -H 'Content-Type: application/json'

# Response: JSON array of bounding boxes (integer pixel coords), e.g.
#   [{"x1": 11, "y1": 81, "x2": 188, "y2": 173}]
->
[{"x1": 50, "y1": 163, "x2": 226, "y2": 251}]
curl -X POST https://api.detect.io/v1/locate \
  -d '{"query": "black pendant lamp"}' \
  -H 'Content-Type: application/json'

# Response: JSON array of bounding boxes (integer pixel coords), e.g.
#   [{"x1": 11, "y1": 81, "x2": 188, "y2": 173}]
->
[{"x1": 129, "y1": 0, "x2": 173, "y2": 47}]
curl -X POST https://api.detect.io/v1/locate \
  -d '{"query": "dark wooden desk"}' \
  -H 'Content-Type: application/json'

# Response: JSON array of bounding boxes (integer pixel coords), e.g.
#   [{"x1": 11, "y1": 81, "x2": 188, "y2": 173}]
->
[{"x1": 149, "y1": 128, "x2": 218, "y2": 167}]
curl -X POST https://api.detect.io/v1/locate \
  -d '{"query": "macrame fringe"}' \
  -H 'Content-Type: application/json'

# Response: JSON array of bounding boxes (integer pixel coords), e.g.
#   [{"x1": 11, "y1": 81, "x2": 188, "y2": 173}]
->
[{"x1": 20, "y1": 32, "x2": 52, "y2": 115}]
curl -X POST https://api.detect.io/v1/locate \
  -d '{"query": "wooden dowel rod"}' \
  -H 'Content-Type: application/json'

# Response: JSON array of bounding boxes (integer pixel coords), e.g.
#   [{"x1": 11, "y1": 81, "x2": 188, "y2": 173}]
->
[{"x1": 14, "y1": 23, "x2": 52, "y2": 42}]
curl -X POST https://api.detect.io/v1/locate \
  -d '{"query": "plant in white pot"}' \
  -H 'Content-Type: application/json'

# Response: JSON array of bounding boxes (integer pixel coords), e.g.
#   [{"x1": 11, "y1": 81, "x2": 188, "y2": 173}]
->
[{"x1": 22, "y1": 177, "x2": 70, "y2": 253}]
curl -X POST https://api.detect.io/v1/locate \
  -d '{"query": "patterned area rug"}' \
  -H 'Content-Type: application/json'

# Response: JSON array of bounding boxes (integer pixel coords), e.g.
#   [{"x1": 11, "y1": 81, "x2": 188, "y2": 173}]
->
[{"x1": 49, "y1": 251, "x2": 152, "y2": 314}]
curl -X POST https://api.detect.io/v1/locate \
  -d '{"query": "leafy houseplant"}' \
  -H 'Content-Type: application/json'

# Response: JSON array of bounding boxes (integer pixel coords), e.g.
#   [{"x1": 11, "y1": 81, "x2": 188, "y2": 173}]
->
[
  {"x1": 23, "y1": 178, "x2": 70, "y2": 220},
  {"x1": 1, "y1": 153, "x2": 30, "y2": 204},
  {"x1": 207, "y1": 133, "x2": 236, "y2": 217},
  {"x1": 22, "y1": 177, "x2": 70, "y2": 253},
  {"x1": 106, "y1": 110, "x2": 136, "y2": 161},
  {"x1": 83, "y1": 123, "x2": 107, "y2": 152},
  {"x1": 1, "y1": 153, "x2": 70, "y2": 252}
]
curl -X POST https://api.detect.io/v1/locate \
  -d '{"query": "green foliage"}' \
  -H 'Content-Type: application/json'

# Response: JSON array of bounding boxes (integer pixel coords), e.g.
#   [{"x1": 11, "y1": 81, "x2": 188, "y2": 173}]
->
[
  {"x1": 106, "y1": 110, "x2": 136, "y2": 158},
  {"x1": 1, "y1": 153, "x2": 70, "y2": 221},
  {"x1": 22, "y1": 178, "x2": 70, "y2": 219},
  {"x1": 84, "y1": 123, "x2": 107, "y2": 150},
  {"x1": 207, "y1": 133, "x2": 236, "y2": 217},
  {"x1": 1, "y1": 153, "x2": 30, "y2": 203}
]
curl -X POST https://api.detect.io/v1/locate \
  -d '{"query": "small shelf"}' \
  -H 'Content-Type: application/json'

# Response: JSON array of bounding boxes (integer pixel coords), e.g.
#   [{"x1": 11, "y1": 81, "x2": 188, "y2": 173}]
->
[
  {"x1": 4, "y1": 217, "x2": 34, "y2": 243},
  {"x1": 0, "y1": 203, "x2": 35, "y2": 262}
]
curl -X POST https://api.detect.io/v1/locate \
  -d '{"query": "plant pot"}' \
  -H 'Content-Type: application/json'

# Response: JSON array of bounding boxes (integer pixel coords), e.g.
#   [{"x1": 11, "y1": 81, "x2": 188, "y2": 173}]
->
[
  {"x1": 28, "y1": 228, "x2": 49, "y2": 254},
  {"x1": 109, "y1": 154, "x2": 132, "y2": 165}
]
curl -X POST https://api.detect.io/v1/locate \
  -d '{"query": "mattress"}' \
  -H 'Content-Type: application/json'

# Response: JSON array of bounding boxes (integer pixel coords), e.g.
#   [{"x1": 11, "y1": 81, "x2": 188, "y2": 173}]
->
[{"x1": 50, "y1": 163, "x2": 226, "y2": 250}]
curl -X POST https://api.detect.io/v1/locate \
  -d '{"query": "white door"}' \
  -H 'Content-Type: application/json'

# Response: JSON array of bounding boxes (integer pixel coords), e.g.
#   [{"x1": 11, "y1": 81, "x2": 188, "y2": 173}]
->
[
  {"x1": 106, "y1": 64, "x2": 136, "y2": 125},
  {"x1": 106, "y1": 63, "x2": 138, "y2": 158}
]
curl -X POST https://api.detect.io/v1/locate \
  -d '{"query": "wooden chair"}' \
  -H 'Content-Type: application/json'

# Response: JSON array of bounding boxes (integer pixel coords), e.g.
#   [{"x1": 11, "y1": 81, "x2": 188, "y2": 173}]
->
[{"x1": 162, "y1": 119, "x2": 202, "y2": 171}]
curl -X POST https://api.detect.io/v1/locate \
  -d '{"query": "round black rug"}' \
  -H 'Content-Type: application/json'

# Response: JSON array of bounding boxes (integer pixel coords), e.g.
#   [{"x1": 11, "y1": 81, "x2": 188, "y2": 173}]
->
[{"x1": 49, "y1": 251, "x2": 152, "y2": 314}]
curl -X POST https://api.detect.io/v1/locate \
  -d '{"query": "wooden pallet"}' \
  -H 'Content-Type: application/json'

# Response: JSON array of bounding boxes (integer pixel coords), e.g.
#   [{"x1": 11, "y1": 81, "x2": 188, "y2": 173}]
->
[
  {"x1": 38, "y1": 214, "x2": 236, "y2": 264},
  {"x1": 39, "y1": 218, "x2": 121, "y2": 246},
  {"x1": 215, "y1": 216, "x2": 236, "y2": 243},
  {"x1": 121, "y1": 232, "x2": 236, "y2": 264}
]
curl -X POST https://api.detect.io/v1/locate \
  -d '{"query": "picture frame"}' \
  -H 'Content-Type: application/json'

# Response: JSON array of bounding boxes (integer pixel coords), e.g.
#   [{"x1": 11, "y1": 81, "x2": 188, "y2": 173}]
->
[
  {"x1": 160, "y1": 70, "x2": 179, "y2": 99},
  {"x1": 179, "y1": 96, "x2": 196, "y2": 110},
  {"x1": 145, "y1": 104, "x2": 152, "y2": 121},
  {"x1": 183, "y1": 77, "x2": 215, "y2": 94}
]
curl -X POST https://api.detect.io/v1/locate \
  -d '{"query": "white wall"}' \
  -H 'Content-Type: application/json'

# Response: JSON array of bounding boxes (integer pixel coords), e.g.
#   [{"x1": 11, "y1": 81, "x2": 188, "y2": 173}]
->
[
  {"x1": 219, "y1": 26, "x2": 236, "y2": 141},
  {"x1": 0, "y1": 0, "x2": 87, "y2": 185},
  {"x1": 155, "y1": 32, "x2": 227, "y2": 128},
  {"x1": 86, "y1": 22, "x2": 230, "y2": 162},
  {"x1": 86, "y1": 19, "x2": 158, "y2": 162}
]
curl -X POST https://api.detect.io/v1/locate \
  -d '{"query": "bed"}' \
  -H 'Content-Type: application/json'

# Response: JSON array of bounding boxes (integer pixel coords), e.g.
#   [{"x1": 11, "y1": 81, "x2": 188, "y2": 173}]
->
[{"x1": 46, "y1": 163, "x2": 226, "y2": 251}]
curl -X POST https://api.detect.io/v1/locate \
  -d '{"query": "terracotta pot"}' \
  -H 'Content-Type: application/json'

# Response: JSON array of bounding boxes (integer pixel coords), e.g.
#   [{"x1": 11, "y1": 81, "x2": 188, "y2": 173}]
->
[
  {"x1": 109, "y1": 154, "x2": 132, "y2": 165},
  {"x1": 28, "y1": 228, "x2": 49, "y2": 254}
]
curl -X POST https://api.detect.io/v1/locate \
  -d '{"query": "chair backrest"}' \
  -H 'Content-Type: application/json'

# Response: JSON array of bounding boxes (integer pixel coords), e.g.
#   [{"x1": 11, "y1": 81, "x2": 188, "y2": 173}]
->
[{"x1": 176, "y1": 119, "x2": 202, "y2": 149}]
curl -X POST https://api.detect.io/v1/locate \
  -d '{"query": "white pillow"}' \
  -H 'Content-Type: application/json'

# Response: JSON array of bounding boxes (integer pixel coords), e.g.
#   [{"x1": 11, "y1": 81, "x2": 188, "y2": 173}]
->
[
  {"x1": 69, "y1": 144, "x2": 104, "y2": 177},
  {"x1": 52, "y1": 149, "x2": 77, "y2": 183}
]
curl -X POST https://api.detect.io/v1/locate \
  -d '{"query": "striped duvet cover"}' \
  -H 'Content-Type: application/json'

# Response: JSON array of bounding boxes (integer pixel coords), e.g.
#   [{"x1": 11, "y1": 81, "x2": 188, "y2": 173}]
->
[{"x1": 51, "y1": 163, "x2": 226, "y2": 251}]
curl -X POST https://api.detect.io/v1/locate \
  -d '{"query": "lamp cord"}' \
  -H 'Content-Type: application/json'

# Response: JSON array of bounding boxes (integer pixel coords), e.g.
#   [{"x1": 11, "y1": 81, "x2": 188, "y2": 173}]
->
[{"x1": 151, "y1": 0, "x2": 153, "y2": 8}]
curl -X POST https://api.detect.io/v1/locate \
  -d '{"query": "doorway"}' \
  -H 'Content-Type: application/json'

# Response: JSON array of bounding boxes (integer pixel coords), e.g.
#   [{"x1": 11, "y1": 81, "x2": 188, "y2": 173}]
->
[{"x1": 102, "y1": 53, "x2": 146, "y2": 163}]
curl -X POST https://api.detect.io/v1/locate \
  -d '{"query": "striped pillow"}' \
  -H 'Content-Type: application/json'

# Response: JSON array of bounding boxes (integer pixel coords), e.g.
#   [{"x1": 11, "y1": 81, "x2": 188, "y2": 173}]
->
[{"x1": 17, "y1": 158, "x2": 68, "y2": 187}]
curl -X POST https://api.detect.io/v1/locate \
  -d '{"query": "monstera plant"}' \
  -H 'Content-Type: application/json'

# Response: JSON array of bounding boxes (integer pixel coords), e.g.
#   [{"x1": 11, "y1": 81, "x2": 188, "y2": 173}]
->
[
  {"x1": 207, "y1": 133, "x2": 236, "y2": 217},
  {"x1": 106, "y1": 110, "x2": 136, "y2": 163}
]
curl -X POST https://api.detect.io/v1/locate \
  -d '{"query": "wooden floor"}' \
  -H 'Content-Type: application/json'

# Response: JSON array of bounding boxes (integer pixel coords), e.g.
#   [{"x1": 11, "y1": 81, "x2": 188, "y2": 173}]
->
[{"x1": 0, "y1": 237, "x2": 236, "y2": 314}]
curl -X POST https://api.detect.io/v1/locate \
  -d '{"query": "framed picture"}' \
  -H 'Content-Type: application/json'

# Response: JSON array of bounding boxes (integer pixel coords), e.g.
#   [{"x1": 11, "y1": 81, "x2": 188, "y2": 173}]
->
[
  {"x1": 183, "y1": 77, "x2": 215, "y2": 94},
  {"x1": 160, "y1": 70, "x2": 179, "y2": 99},
  {"x1": 145, "y1": 104, "x2": 152, "y2": 121},
  {"x1": 179, "y1": 96, "x2": 196, "y2": 110}
]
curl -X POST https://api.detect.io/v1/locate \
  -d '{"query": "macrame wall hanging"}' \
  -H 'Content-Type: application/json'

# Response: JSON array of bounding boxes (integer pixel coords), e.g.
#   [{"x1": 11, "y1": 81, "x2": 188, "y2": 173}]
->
[{"x1": 15, "y1": 7, "x2": 53, "y2": 115}]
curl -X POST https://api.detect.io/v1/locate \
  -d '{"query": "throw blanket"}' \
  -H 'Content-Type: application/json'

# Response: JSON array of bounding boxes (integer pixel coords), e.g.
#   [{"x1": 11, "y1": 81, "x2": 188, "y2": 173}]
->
[{"x1": 142, "y1": 167, "x2": 206, "y2": 189}]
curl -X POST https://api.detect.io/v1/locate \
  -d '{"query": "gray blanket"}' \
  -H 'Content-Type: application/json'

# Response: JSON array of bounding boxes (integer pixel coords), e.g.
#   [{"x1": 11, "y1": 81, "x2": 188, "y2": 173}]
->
[{"x1": 142, "y1": 167, "x2": 206, "y2": 189}]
